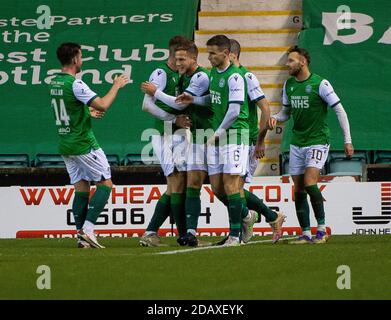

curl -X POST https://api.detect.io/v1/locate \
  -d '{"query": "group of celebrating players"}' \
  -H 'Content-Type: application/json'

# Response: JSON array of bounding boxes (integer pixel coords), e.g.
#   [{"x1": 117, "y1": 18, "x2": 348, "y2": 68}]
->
[{"x1": 50, "y1": 31, "x2": 353, "y2": 248}]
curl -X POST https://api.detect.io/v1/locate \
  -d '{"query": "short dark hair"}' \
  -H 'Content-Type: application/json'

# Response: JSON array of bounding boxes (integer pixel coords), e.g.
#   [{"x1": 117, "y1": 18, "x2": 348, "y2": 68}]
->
[
  {"x1": 168, "y1": 35, "x2": 189, "y2": 55},
  {"x1": 229, "y1": 39, "x2": 241, "y2": 59},
  {"x1": 56, "y1": 42, "x2": 81, "y2": 66},
  {"x1": 287, "y1": 46, "x2": 311, "y2": 65},
  {"x1": 206, "y1": 35, "x2": 230, "y2": 51},
  {"x1": 175, "y1": 40, "x2": 199, "y2": 58}
]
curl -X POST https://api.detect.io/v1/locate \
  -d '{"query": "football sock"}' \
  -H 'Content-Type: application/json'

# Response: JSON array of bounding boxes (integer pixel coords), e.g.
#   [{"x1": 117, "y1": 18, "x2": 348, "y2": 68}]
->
[
  {"x1": 305, "y1": 184, "x2": 326, "y2": 225},
  {"x1": 244, "y1": 189, "x2": 277, "y2": 222},
  {"x1": 241, "y1": 195, "x2": 249, "y2": 219},
  {"x1": 294, "y1": 192, "x2": 311, "y2": 232},
  {"x1": 84, "y1": 185, "x2": 111, "y2": 225},
  {"x1": 216, "y1": 194, "x2": 229, "y2": 207},
  {"x1": 171, "y1": 193, "x2": 187, "y2": 237},
  {"x1": 302, "y1": 230, "x2": 312, "y2": 238},
  {"x1": 317, "y1": 225, "x2": 326, "y2": 232},
  {"x1": 72, "y1": 191, "x2": 89, "y2": 230},
  {"x1": 228, "y1": 193, "x2": 242, "y2": 237},
  {"x1": 146, "y1": 193, "x2": 171, "y2": 232},
  {"x1": 185, "y1": 187, "x2": 201, "y2": 232}
]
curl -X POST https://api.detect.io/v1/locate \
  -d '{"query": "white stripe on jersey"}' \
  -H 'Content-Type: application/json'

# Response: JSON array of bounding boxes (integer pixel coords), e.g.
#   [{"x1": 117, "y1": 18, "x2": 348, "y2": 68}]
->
[
  {"x1": 185, "y1": 71, "x2": 209, "y2": 96},
  {"x1": 72, "y1": 80, "x2": 97, "y2": 105},
  {"x1": 244, "y1": 72, "x2": 265, "y2": 102}
]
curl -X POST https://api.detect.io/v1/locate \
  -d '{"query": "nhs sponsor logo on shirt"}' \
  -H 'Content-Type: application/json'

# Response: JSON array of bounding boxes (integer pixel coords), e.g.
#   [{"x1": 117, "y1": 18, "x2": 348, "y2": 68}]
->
[
  {"x1": 210, "y1": 90, "x2": 221, "y2": 104},
  {"x1": 291, "y1": 96, "x2": 309, "y2": 108}
]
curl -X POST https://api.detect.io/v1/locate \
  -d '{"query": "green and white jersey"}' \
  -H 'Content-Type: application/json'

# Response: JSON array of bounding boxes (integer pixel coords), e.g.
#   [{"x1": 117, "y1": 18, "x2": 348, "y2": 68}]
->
[
  {"x1": 149, "y1": 63, "x2": 181, "y2": 135},
  {"x1": 49, "y1": 73, "x2": 100, "y2": 155},
  {"x1": 283, "y1": 73, "x2": 340, "y2": 147},
  {"x1": 209, "y1": 63, "x2": 249, "y2": 144},
  {"x1": 181, "y1": 66, "x2": 212, "y2": 143},
  {"x1": 239, "y1": 65, "x2": 266, "y2": 145}
]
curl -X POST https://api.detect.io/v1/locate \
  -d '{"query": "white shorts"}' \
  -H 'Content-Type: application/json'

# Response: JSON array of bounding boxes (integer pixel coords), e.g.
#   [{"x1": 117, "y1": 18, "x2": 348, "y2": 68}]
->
[
  {"x1": 244, "y1": 144, "x2": 258, "y2": 183},
  {"x1": 187, "y1": 143, "x2": 207, "y2": 172},
  {"x1": 152, "y1": 133, "x2": 188, "y2": 177},
  {"x1": 289, "y1": 144, "x2": 330, "y2": 176},
  {"x1": 63, "y1": 148, "x2": 111, "y2": 185},
  {"x1": 207, "y1": 144, "x2": 249, "y2": 176}
]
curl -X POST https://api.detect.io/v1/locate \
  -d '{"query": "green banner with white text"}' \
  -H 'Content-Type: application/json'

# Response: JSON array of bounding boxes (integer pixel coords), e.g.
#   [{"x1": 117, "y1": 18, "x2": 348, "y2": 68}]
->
[
  {"x1": 0, "y1": 0, "x2": 199, "y2": 159},
  {"x1": 282, "y1": 0, "x2": 391, "y2": 152}
]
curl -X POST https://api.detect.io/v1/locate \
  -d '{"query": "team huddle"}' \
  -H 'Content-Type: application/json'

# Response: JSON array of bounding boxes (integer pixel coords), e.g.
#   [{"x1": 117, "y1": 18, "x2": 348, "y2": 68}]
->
[
  {"x1": 49, "y1": 34, "x2": 353, "y2": 248},
  {"x1": 140, "y1": 35, "x2": 285, "y2": 247}
]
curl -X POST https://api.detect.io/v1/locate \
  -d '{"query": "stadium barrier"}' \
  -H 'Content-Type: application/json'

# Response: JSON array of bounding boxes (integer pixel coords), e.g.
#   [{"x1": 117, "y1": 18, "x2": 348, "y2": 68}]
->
[{"x1": 1, "y1": 180, "x2": 390, "y2": 238}]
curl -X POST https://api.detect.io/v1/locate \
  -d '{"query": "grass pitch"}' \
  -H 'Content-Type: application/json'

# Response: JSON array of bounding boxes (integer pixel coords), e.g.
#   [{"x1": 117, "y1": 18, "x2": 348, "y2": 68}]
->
[{"x1": 0, "y1": 235, "x2": 390, "y2": 300}]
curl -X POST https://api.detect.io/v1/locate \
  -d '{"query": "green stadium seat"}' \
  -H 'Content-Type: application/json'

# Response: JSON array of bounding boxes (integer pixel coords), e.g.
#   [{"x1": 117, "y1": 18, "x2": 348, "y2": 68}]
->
[
  {"x1": 106, "y1": 154, "x2": 120, "y2": 167},
  {"x1": 327, "y1": 151, "x2": 368, "y2": 176},
  {"x1": 0, "y1": 154, "x2": 29, "y2": 168},
  {"x1": 34, "y1": 154, "x2": 65, "y2": 168},
  {"x1": 123, "y1": 154, "x2": 144, "y2": 165},
  {"x1": 374, "y1": 151, "x2": 391, "y2": 164}
]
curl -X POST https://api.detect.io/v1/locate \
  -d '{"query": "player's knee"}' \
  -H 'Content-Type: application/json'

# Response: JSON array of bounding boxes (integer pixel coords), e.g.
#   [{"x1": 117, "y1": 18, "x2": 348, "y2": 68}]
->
[
  {"x1": 172, "y1": 178, "x2": 186, "y2": 193},
  {"x1": 211, "y1": 185, "x2": 223, "y2": 197},
  {"x1": 99, "y1": 179, "x2": 113, "y2": 189},
  {"x1": 187, "y1": 181, "x2": 202, "y2": 189},
  {"x1": 224, "y1": 183, "x2": 239, "y2": 196},
  {"x1": 304, "y1": 178, "x2": 318, "y2": 187},
  {"x1": 187, "y1": 175, "x2": 204, "y2": 189}
]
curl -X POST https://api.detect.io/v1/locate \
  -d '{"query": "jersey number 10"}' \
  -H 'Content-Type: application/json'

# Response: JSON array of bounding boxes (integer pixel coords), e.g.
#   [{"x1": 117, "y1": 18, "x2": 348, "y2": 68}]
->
[{"x1": 51, "y1": 98, "x2": 70, "y2": 126}]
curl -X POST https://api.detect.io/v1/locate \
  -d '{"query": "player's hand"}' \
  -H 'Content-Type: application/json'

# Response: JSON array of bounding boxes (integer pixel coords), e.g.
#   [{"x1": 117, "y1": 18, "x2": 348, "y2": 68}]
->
[
  {"x1": 344, "y1": 143, "x2": 354, "y2": 158},
  {"x1": 175, "y1": 93, "x2": 194, "y2": 105},
  {"x1": 267, "y1": 117, "x2": 277, "y2": 130},
  {"x1": 254, "y1": 140, "x2": 266, "y2": 159},
  {"x1": 175, "y1": 114, "x2": 192, "y2": 129},
  {"x1": 113, "y1": 74, "x2": 129, "y2": 89},
  {"x1": 89, "y1": 107, "x2": 105, "y2": 119},
  {"x1": 141, "y1": 81, "x2": 157, "y2": 96}
]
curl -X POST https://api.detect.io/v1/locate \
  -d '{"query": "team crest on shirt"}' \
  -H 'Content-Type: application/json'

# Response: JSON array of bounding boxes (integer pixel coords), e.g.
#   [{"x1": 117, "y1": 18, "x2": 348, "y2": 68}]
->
[
  {"x1": 219, "y1": 78, "x2": 225, "y2": 88},
  {"x1": 305, "y1": 85, "x2": 312, "y2": 93}
]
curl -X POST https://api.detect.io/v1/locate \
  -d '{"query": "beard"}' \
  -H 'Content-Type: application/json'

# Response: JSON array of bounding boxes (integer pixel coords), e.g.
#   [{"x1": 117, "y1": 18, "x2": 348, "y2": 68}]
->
[{"x1": 289, "y1": 65, "x2": 302, "y2": 76}]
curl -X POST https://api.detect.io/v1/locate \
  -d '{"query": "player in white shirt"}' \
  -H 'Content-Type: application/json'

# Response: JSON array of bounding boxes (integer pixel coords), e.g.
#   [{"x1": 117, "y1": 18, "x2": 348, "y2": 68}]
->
[{"x1": 141, "y1": 40, "x2": 212, "y2": 247}]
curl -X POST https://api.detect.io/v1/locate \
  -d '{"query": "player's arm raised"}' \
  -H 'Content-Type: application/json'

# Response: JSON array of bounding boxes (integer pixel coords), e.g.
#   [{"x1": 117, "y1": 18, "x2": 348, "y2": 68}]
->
[
  {"x1": 176, "y1": 93, "x2": 211, "y2": 106},
  {"x1": 89, "y1": 75, "x2": 128, "y2": 112},
  {"x1": 142, "y1": 81, "x2": 188, "y2": 111},
  {"x1": 89, "y1": 107, "x2": 104, "y2": 119},
  {"x1": 141, "y1": 68, "x2": 191, "y2": 128}
]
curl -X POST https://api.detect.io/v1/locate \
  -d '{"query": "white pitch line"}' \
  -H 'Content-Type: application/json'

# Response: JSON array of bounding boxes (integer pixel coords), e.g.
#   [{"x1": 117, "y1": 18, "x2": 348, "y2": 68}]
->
[{"x1": 154, "y1": 236, "x2": 297, "y2": 255}]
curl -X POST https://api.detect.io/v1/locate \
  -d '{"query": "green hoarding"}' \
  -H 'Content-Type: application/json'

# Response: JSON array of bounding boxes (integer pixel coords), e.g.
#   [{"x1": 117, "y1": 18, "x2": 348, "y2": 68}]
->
[
  {"x1": 282, "y1": 0, "x2": 391, "y2": 151},
  {"x1": 0, "y1": 0, "x2": 199, "y2": 159}
]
